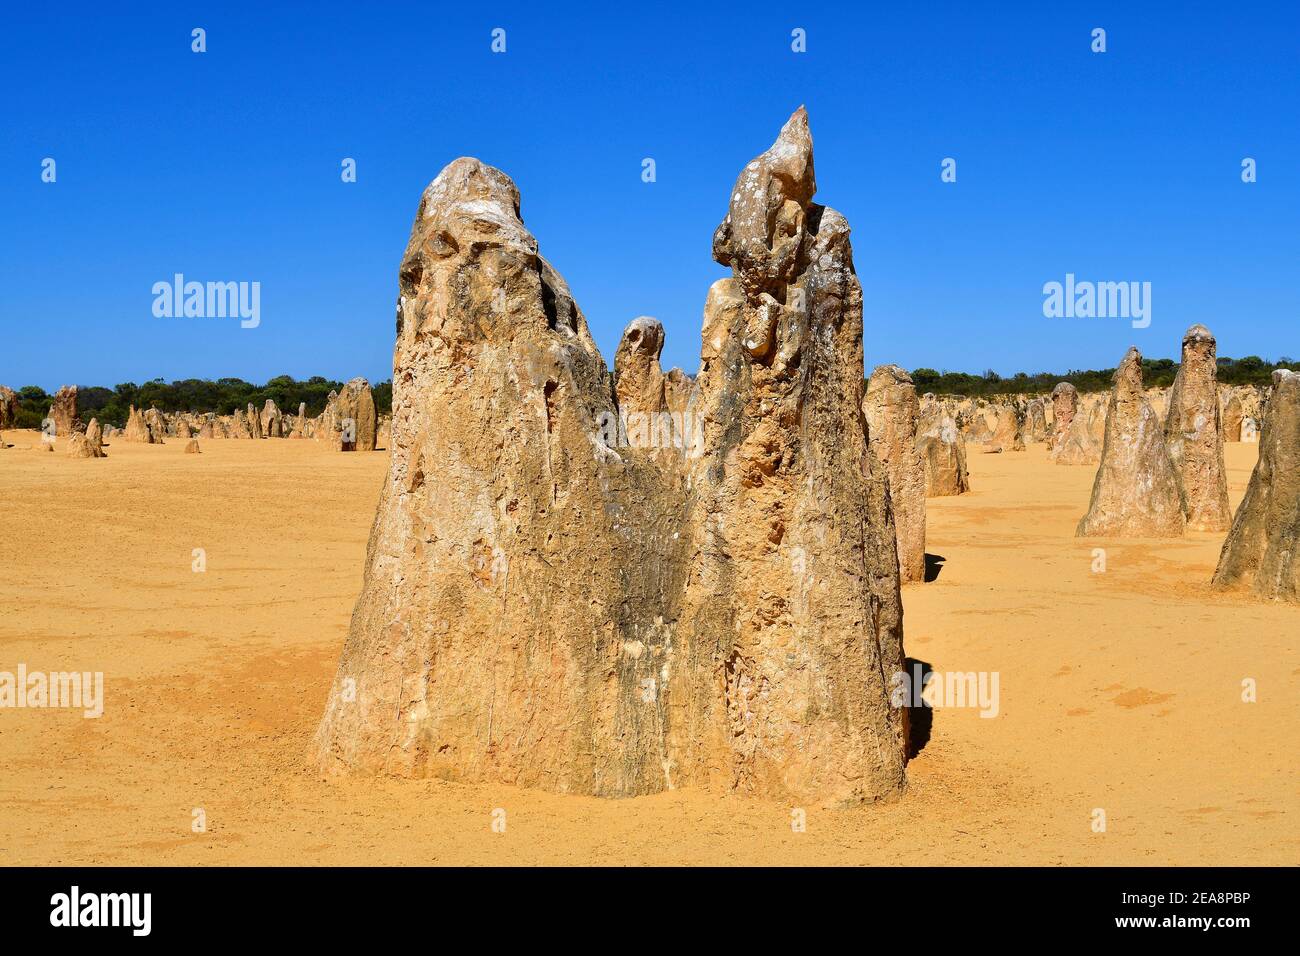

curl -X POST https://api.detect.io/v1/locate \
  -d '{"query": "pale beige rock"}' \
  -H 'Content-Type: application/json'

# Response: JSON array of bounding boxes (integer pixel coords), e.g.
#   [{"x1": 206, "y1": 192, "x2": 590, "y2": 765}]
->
[
  {"x1": 247, "y1": 403, "x2": 263, "y2": 440},
  {"x1": 122, "y1": 405, "x2": 154, "y2": 443},
  {"x1": 865, "y1": 364, "x2": 926, "y2": 582},
  {"x1": 1212, "y1": 370, "x2": 1300, "y2": 601},
  {"x1": 984, "y1": 403, "x2": 1024, "y2": 453},
  {"x1": 1164, "y1": 325, "x2": 1230, "y2": 531},
  {"x1": 1221, "y1": 392, "x2": 1243, "y2": 442},
  {"x1": 679, "y1": 107, "x2": 907, "y2": 802},
  {"x1": 66, "y1": 432, "x2": 104, "y2": 458},
  {"x1": 261, "y1": 400, "x2": 283, "y2": 438},
  {"x1": 1024, "y1": 398, "x2": 1049, "y2": 443},
  {"x1": 1050, "y1": 382, "x2": 1078, "y2": 457},
  {"x1": 335, "y1": 379, "x2": 376, "y2": 451},
  {"x1": 290, "y1": 402, "x2": 308, "y2": 438},
  {"x1": 316, "y1": 110, "x2": 908, "y2": 806},
  {"x1": 917, "y1": 413, "x2": 970, "y2": 497},
  {"x1": 48, "y1": 385, "x2": 79, "y2": 438},
  {"x1": 85, "y1": 418, "x2": 105, "y2": 456},
  {"x1": 184, "y1": 438, "x2": 201, "y2": 454},
  {"x1": 1077, "y1": 348, "x2": 1185, "y2": 537},
  {"x1": 0, "y1": 385, "x2": 17, "y2": 430},
  {"x1": 143, "y1": 407, "x2": 167, "y2": 444}
]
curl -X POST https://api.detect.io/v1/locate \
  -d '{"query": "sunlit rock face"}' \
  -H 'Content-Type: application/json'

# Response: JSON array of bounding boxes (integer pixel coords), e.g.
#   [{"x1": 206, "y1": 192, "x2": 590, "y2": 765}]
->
[{"x1": 316, "y1": 111, "x2": 909, "y2": 807}]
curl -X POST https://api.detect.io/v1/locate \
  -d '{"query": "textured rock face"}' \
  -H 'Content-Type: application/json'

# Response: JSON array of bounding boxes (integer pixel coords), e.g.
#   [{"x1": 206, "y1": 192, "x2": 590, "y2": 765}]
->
[
  {"x1": 290, "y1": 402, "x2": 308, "y2": 438},
  {"x1": 122, "y1": 405, "x2": 154, "y2": 443},
  {"x1": 335, "y1": 378, "x2": 377, "y2": 451},
  {"x1": 247, "y1": 403, "x2": 263, "y2": 440},
  {"x1": 316, "y1": 111, "x2": 908, "y2": 806},
  {"x1": 1050, "y1": 382, "x2": 1078, "y2": 456},
  {"x1": 314, "y1": 391, "x2": 338, "y2": 443},
  {"x1": 48, "y1": 386, "x2": 79, "y2": 437},
  {"x1": 184, "y1": 438, "x2": 201, "y2": 454},
  {"x1": 1086, "y1": 398, "x2": 1107, "y2": 443},
  {"x1": 0, "y1": 385, "x2": 17, "y2": 430},
  {"x1": 612, "y1": 317, "x2": 696, "y2": 455},
  {"x1": 613, "y1": 317, "x2": 667, "y2": 415},
  {"x1": 66, "y1": 434, "x2": 95, "y2": 458},
  {"x1": 1164, "y1": 325, "x2": 1230, "y2": 531},
  {"x1": 1077, "y1": 348, "x2": 1186, "y2": 537},
  {"x1": 917, "y1": 414, "x2": 970, "y2": 497},
  {"x1": 261, "y1": 400, "x2": 283, "y2": 438},
  {"x1": 864, "y1": 364, "x2": 926, "y2": 582},
  {"x1": 1221, "y1": 392, "x2": 1243, "y2": 442},
  {"x1": 1212, "y1": 370, "x2": 1300, "y2": 601},
  {"x1": 675, "y1": 107, "x2": 907, "y2": 802},
  {"x1": 1024, "y1": 398, "x2": 1049, "y2": 443},
  {"x1": 144, "y1": 407, "x2": 167, "y2": 444},
  {"x1": 1053, "y1": 387, "x2": 1101, "y2": 465},
  {"x1": 984, "y1": 403, "x2": 1024, "y2": 453},
  {"x1": 85, "y1": 418, "x2": 105, "y2": 456}
]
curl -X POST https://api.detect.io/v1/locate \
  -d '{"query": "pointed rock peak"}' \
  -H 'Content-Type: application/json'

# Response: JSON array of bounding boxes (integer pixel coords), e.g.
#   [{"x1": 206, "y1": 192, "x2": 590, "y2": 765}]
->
[
  {"x1": 1115, "y1": 346, "x2": 1144, "y2": 394},
  {"x1": 764, "y1": 106, "x2": 816, "y2": 205},
  {"x1": 712, "y1": 108, "x2": 819, "y2": 295}
]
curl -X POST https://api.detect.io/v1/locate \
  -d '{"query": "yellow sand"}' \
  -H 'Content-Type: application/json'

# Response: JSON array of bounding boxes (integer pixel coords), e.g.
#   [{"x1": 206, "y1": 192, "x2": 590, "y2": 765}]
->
[{"x1": 0, "y1": 431, "x2": 1294, "y2": 865}]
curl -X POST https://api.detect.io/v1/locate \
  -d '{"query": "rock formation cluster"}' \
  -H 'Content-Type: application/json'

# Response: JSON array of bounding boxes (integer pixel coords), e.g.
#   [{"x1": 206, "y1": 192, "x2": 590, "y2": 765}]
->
[{"x1": 315, "y1": 109, "x2": 910, "y2": 805}]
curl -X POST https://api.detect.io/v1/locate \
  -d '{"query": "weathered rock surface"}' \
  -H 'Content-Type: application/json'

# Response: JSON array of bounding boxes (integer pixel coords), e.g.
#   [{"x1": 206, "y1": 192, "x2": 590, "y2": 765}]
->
[
  {"x1": 66, "y1": 430, "x2": 104, "y2": 458},
  {"x1": 85, "y1": 418, "x2": 105, "y2": 456},
  {"x1": 864, "y1": 364, "x2": 926, "y2": 581},
  {"x1": 1052, "y1": 384, "x2": 1102, "y2": 465},
  {"x1": 184, "y1": 438, "x2": 201, "y2": 454},
  {"x1": 984, "y1": 403, "x2": 1025, "y2": 453},
  {"x1": 122, "y1": 405, "x2": 154, "y2": 443},
  {"x1": 144, "y1": 407, "x2": 167, "y2": 444},
  {"x1": 1077, "y1": 348, "x2": 1186, "y2": 537},
  {"x1": 1164, "y1": 325, "x2": 1230, "y2": 531},
  {"x1": 1024, "y1": 398, "x2": 1049, "y2": 443},
  {"x1": 916, "y1": 414, "x2": 970, "y2": 496},
  {"x1": 261, "y1": 399, "x2": 283, "y2": 438},
  {"x1": 1221, "y1": 392, "x2": 1244, "y2": 442},
  {"x1": 316, "y1": 110, "x2": 908, "y2": 806},
  {"x1": 247, "y1": 402, "x2": 263, "y2": 440},
  {"x1": 48, "y1": 385, "x2": 79, "y2": 437},
  {"x1": 0, "y1": 385, "x2": 17, "y2": 430},
  {"x1": 335, "y1": 378, "x2": 376, "y2": 451},
  {"x1": 290, "y1": 402, "x2": 308, "y2": 438},
  {"x1": 1212, "y1": 370, "x2": 1300, "y2": 601},
  {"x1": 1050, "y1": 382, "x2": 1078, "y2": 456}
]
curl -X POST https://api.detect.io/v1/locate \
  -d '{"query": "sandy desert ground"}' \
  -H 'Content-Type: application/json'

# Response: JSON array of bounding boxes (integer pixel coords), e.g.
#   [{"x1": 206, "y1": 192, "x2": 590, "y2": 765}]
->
[{"x1": 0, "y1": 431, "x2": 1294, "y2": 865}]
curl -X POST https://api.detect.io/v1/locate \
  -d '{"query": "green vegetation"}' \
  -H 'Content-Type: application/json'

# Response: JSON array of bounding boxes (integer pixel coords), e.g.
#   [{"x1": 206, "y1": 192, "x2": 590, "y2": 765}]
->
[
  {"x1": 906, "y1": 356, "x2": 1297, "y2": 398},
  {"x1": 8, "y1": 376, "x2": 393, "y2": 430}
]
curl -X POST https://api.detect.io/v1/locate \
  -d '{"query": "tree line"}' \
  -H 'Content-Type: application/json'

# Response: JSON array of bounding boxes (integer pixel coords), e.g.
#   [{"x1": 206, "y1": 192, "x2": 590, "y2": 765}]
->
[
  {"x1": 907, "y1": 355, "x2": 1296, "y2": 398},
  {"x1": 6, "y1": 376, "x2": 393, "y2": 430},
  {"x1": 7, "y1": 356, "x2": 1292, "y2": 430}
]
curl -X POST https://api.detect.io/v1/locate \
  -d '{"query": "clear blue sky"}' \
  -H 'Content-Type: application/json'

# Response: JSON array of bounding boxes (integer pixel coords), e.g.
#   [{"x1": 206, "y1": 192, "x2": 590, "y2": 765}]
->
[{"x1": 2, "y1": 1, "x2": 1296, "y2": 391}]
